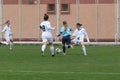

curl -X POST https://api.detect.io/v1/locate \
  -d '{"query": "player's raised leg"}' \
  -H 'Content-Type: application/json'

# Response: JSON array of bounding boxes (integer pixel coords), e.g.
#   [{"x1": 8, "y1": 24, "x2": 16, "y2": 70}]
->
[
  {"x1": 0, "y1": 41, "x2": 8, "y2": 45},
  {"x1": 81, "y1": 42, "x2": 87, "y2": 56}
]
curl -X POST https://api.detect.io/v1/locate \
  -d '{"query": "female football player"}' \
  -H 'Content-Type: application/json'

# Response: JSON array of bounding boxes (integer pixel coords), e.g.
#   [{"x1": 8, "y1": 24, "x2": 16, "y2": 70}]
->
[
  {"x1": 57, "y1": 21, "x2": 73, "y2": 55},
  {"x1": 40, "y1": 14, "x2": 56, "y2": 57},
  {"x1": 1, "y1": 20, "x2": 13, "y2": 50},
  {"x1": 71, "y1": 23, "x2": 90, "y2": 56}
]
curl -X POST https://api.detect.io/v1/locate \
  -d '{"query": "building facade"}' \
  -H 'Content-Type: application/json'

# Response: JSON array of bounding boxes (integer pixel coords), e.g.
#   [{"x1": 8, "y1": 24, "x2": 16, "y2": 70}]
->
[{"x1": 1, "y1": 0, "x2": 116, "y2": 41}]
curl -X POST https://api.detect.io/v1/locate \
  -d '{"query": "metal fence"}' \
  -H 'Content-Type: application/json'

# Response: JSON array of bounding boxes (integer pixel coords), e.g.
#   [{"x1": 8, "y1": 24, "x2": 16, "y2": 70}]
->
[
  {"x1": 0, "y1": 0, "x2": 120, "y2": 42},
  {"x1": 116, "y1": 0, "x2": 120, "y2": 42}
]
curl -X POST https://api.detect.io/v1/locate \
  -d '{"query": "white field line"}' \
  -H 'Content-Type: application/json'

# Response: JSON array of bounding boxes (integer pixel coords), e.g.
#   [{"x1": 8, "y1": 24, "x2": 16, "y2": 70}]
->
[
  {"x1": 0, "y1": 70, "x2": 120, "y2": 75},
  {"x1": 12, "y1": 41, "x2": 120, "y2": 45}
]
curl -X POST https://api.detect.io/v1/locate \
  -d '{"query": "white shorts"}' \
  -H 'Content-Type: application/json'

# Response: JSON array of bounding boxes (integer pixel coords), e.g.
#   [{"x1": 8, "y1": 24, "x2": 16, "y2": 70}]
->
[
  {"x1": 5, "y1": 35, "x2": 12, "y2": 42},
  {"x1": 72, "y1": 36, "x2": 84, "y2": 44},
  {"x1": 42, "y1": 33, "x2": 53, "y2": 43},
  {"x1": 42, "y1": 38, "x2": 53, "y2": 43}
]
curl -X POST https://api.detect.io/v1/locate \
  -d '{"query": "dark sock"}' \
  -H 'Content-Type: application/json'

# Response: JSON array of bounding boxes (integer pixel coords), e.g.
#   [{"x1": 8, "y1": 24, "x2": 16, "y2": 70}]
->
[
  {"x1": 68, "y1": 45, "x2": 71, "y2": 48},
  {"x1": 62, "y1": 46, "x2": 66, "y2": 53}
]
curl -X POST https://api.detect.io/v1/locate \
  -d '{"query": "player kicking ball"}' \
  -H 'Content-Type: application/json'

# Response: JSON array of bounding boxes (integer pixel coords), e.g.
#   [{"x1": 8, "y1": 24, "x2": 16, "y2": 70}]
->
[
  {"x1": 40, "y1": 14, "x2": 55, "y2": 57},
  {"x1": 71, "y1": 23, "x2": 90, "y2": 56},
  {"x1": 57, "y1": 21, "x2": 73, "y2": 55},
  {"x1": 0, "y1": 20, "x2": 13, "y2": 50}
]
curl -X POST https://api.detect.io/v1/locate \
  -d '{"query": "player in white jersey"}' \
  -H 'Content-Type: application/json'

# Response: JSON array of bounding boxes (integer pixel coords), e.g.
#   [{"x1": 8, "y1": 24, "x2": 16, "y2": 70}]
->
[
  {"x1": 71, "y1": 23, "x2": 90, "y2": 56},
  {"x1": 0, "y1": 20, "x2": 13, "y2": 50},
  {"x1": 40, "y1": 14, "x2": 55, "y2": 57}
]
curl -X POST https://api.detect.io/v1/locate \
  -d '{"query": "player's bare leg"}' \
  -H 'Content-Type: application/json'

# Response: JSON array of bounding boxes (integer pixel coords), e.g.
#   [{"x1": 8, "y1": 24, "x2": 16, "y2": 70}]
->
[
  {"x1": 70, "y1": 44, "x2": 73, "y2": 49},
  {"x1": 81, "y1": 42, "x2": 87, "y2": 56},
  {"x1": 9, "y1": 40, "x2": 13, "y2": 50},
  {"x1": 71, "y1": 36, "x2": 75, "y2": 49},
  {"x1": 70, "y1": 41, "x2": 74, "y2": 49},
  {"x1": 6, "y1": 41, "x2": 11, "y2": 50},
  {"x1": 41, "y1": 41, "x2": 47, "y2": 56},
  {"x1": 49, "y1": 42, "x2": 55, "y2": 57}
]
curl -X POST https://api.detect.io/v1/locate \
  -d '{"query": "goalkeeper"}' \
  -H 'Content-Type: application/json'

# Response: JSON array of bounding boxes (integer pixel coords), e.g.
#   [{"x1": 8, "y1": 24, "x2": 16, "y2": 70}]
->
[{"x1": 57, "y1": 21, "x2": 73, "y2": 55}]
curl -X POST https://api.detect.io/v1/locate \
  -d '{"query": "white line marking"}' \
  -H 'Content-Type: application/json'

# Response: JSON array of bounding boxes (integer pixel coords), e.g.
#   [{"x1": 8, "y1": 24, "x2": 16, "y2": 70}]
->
[{"x1": 0, "y1": 70, "x2": 120, "y2": 75}]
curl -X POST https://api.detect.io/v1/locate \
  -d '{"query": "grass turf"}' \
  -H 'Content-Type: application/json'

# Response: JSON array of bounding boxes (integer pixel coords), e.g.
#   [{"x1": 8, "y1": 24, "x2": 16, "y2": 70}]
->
[{"x1": 0, "y1": 45, "x2": 120, "y2": 80}]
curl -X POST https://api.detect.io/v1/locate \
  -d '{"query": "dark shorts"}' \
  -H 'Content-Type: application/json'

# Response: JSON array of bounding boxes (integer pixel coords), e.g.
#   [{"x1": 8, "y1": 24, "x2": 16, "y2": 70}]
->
[{"x1": 62, "y1": 35, "x2": 71, "y2": 45}]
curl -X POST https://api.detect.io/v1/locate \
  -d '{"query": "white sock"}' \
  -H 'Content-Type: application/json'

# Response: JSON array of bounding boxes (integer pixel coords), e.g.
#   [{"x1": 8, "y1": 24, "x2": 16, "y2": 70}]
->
[
  {"x1": 50, "y1": 46, "x2": 54, "y2": 55},
  {"x1": 10, "y1": 43, "x2": 13, "y2": 50},
  {"x1": 41, "y1": 44, "x2": 46, "y2": 52},
  {"x1": 82, "y1": 45, "x2": 87, "y2": 56}
]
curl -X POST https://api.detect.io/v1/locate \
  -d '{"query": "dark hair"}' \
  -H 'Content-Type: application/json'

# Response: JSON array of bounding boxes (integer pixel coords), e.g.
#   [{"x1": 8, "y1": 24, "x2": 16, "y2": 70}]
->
[
  {"x1": 44, "y1": 14, "x2": 49, "y2": 21},
  {"x1": 5, "y1": 20, "x2": 10, "y2": 24},
  {"x1": 76, "y1": 23, "x2": 82, "y2": 26},
  {"x1": 63, "y1": 21, "x2": 67, "y2": 25}
]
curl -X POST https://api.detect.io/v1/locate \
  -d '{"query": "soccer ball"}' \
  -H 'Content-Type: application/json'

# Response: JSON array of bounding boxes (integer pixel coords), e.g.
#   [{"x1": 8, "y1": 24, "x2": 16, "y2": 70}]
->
[{"x1": 55, "y1": 48, "x2": 62, "y2": 53}]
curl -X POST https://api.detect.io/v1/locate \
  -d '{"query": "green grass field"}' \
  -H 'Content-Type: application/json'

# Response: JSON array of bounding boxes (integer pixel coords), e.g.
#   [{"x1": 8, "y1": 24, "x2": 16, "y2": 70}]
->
[{"x1": 0, "y1": 44, "x2": 120, "y2": 80}]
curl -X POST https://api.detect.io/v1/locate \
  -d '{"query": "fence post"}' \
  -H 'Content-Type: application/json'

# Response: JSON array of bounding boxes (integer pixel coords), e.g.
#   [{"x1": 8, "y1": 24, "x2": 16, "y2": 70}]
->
[
  {"x1": 37, "y1": 0, "x2": 40, "y2": 41},
  {"x1": 18, "y1": 0, "x2": 22, "y2": 42},
  {"x1": 76, "y1": 0, "x2": 80, "y2": 23},
  {"x1": 116, "y1": 0, "x2": 120, "y2": 42},
  {"x1": 95, "y1": 0, "x2": 99, "y2": 42},
  {"x1": 0, "y1": 0, "x2": 3, "y2": 41},
  {"x1": 56, "y1": 0, "x2": 60, "y2": 42}
]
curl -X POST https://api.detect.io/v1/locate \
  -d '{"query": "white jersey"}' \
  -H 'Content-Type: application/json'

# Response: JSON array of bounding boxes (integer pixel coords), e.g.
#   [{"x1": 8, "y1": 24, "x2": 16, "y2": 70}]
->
[
  {"x1": 2, "y1": 25, "x2": 12, "y2": 37},
  {"x1": 72, "y1": 27, "x2": 90, "y2": 43},
  {"x1": 1, "y1": 25, "x2": 12, "y2": 41},
  {"x1": 40, "y1": 21, "x2": 55, "y2": 42}
]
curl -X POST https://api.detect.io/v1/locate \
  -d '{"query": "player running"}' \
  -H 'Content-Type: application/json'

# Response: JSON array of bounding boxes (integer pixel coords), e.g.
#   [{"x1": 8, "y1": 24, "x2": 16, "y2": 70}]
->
[
  {"x1": 0, "y1": 20, "x2": 13, "y2": 50},
  {"x1": 57, "y1": 21, "x2": 73, "y2": 55},
  {"x1": 71, "y1": 23, "x2": 90, "y2": 56},
  {"x1": 40, "y1": 14, "x2": 55, "y2": 57}
]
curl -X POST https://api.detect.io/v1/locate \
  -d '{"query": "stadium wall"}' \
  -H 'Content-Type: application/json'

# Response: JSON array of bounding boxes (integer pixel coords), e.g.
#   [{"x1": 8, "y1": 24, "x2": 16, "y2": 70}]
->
[{"x1": 1, "y1": 0, "x2": 117, "y2": 42}]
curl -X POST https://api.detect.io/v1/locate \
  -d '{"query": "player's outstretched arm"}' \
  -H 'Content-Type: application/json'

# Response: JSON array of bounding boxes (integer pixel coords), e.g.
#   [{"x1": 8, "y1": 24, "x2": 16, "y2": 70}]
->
[
  {"x1": 50, "y1": 26, "x2": 56, "y2": 30},
  {"x1": 57, "y1": 32, "x2": 62, "y2": 37},
  {"x1": 1, "y1": 26, "x2": 6, "y2": 33},
  {"x1": 84, "y1": 30, "x2": 90, "y2": 43}
]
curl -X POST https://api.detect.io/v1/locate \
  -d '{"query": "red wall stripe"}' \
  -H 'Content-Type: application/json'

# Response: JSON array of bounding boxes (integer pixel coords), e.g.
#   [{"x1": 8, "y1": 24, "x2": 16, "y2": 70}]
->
[{"x1": 3, "y1": 0, "x2": 115, "y2": 4}]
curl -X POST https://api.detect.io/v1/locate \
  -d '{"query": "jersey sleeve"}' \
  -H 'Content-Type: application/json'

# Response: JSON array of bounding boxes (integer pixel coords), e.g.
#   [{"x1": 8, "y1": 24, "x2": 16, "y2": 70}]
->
[
  {"x1": 47, "y1": 22, "x2": 55, "y2": 30},
  {"x1": 60, "y1": 27, "x2": 64, "y2": 33},
  {"x1": 1, "y1": 26, "x2": 7, "y2": 32},
  {"x1": 57, "y1": 27, "x2": 63, "y2": 37}
]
